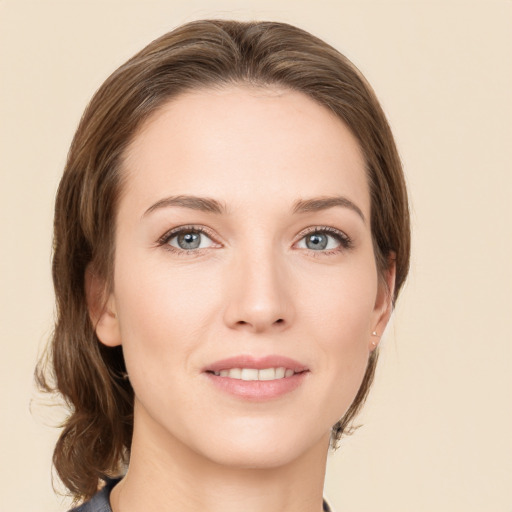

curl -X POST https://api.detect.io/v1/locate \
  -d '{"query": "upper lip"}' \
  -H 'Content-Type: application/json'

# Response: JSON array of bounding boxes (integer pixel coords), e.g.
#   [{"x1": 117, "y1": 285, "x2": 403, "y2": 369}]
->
[{"x1": 204, "y1": 355, "x2": 308, "y2": 373}]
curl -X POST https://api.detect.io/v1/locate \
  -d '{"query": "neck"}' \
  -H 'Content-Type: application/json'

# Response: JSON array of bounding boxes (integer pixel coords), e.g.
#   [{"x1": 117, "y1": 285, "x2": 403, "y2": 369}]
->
[{"x1": 111, "y1": 402, "x2": 330, "y2": 512}]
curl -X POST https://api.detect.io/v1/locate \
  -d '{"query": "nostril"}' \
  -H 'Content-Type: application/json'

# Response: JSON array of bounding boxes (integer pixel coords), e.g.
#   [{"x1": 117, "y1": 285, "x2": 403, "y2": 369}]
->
[{"x1": 231, "y1": 317, "x2": 287, "y2": 331}]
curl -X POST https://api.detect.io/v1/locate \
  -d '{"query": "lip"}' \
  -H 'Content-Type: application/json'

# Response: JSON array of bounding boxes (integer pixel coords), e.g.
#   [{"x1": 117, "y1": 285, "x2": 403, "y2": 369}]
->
[
  {"x1": 204, "y1": 355, "x2": 308, "y2": 373},
  {"x1": 203, "y1": 355, "x2": 309, "y2": 401}
]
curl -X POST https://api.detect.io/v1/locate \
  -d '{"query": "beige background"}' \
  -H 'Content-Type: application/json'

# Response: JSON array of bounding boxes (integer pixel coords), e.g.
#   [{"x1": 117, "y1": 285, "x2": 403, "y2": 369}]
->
[{"x1": 1, "y1": 1, "x2": 511, "y2": 511}]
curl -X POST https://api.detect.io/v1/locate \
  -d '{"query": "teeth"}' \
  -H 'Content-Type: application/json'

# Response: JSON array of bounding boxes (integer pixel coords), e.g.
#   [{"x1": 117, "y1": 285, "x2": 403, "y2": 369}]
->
[
  {"x1": 258, "y1": 368, "x2": 276, "y2": 381},
  {"x1": 227, "y1": 368, "x2": 241, "y2": 379},
  {"x1": 241, "y1": 368, "x2": 258, "y2": 381},
  {"x1": 213, "y1": 367, "x2": 296, "y2": 381}
]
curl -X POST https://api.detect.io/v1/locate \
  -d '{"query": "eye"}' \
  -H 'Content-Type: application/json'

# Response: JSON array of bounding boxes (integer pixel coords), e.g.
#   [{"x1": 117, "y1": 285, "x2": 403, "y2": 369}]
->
[
  {"x1": 296, "y1": 228, "x2": 352, "y2": 252},
  {"x1": 160, "y1": 226, "x2": 218, "y2": 252}
]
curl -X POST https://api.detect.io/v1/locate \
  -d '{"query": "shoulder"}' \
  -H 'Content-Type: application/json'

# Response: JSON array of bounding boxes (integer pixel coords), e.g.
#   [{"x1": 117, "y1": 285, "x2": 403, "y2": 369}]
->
[
  {"x1": 68, "y1": 478, "x2": 120, "y2": 512},
  {"x1": 323, "y1": 497, "x2": 336, "y2": 512}
]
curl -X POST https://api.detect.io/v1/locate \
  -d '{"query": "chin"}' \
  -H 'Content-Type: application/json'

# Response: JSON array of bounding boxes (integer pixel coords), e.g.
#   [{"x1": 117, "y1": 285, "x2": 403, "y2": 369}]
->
[{"x1": 188, "y1": 419, "x2": 331, "y2": 470}]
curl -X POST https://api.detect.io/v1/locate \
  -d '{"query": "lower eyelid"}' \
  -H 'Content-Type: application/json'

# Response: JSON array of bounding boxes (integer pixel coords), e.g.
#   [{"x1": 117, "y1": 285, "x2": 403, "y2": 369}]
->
[
  {"x1": 158, "y1": 225, "x2": 216, "y2": 245},
  {"x1": 296, "y1": 228, "x2": 352, "y2": 248},
  {"x1": 169, "y1": 233, "x2": 215, "y2": 249}
]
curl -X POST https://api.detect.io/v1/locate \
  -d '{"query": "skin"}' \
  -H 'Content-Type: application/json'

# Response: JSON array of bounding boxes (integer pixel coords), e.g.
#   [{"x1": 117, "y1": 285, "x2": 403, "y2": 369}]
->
[{"x1": 89, "y1": 86, "x2": 395, "y2": 512}]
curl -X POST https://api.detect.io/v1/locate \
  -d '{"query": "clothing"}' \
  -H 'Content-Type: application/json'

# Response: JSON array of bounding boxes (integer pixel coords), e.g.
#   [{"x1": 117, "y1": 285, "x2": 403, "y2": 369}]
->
[
  {"x1": 69, "y1": 478, "x2": 334, "y2": 512},
  {"x1": 69, "y1": 478, "x2": 120, "y2": 512}
]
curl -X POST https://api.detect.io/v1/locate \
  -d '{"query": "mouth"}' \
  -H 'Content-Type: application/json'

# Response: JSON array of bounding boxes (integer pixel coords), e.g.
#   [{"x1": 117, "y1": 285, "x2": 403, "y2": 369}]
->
[
  {"x1": 203, "y1": 355, "x2": 309, "y2": 400},
  {"x1": 212, "y1": 366, "x2": 301, "y2": 381},
  {"x1": 208, "y1": 367, "x2": 302, "y2": 381}
]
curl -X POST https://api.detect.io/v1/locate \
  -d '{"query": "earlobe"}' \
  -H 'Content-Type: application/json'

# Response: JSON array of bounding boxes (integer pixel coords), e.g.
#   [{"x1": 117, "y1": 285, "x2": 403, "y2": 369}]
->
[
  {"x1": 370, "y1": 330, "x2": 379, "y2": 350},
  {"x1": 370, "y1": 254, "x2": 396, "y2": 351},
  {"x1": 85, "y1": 265, "x2": 122, "y2": 347},
  {"x1": 95, "y1": 297, "x2": 122, "y2": 347}
]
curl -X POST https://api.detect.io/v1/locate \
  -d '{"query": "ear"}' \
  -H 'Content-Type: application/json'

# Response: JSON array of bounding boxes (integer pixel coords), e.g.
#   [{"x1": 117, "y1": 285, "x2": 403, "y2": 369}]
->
[
  {"x1": 370, "y1": 254, "x2": 396, "y2": 351},
  {"x1": 85, "y1": 264, "x2": 121, "y2": 347}
]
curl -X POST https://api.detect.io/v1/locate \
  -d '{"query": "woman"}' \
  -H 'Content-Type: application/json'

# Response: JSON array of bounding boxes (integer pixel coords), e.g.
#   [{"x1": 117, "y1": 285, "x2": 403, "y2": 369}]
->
[{"x1": 38, "y1": 19, "x2": 410, "y2": 512}]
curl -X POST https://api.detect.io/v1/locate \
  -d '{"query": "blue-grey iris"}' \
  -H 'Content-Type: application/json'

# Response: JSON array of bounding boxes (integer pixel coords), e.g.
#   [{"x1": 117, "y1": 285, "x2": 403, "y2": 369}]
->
[
  {"x1": 178, "y1": 232, "x2": 201, "y2": 249},
  {"x1": 306, "y1": 233, "x2": 328, "y2": 250}
]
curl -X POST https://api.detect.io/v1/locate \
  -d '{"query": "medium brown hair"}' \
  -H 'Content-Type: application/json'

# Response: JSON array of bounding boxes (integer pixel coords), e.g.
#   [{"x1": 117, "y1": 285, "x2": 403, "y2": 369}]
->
[{"x1": 37, "y1": 19, "x2": 410, "y2": 501}]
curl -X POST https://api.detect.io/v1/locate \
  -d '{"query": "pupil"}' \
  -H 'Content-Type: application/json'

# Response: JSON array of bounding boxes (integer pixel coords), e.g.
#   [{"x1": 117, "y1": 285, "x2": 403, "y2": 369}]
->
[
  {"x1": 178, "y1": 232, "x2": 201, "y2": 249},
  {"x1": 306, "y1": 233, "x2": 327, "y2": 250}
]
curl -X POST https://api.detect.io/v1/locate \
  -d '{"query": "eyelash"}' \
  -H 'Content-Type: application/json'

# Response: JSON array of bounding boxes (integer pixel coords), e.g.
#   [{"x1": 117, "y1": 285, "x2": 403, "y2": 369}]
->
[
  {"x1": 157, "y1": 225, "x2": 219, "y2": 257},
  {"x1": 298, "y1": 226, "x2": 353, "y2": 257},
  {"x1": 156, "y1": 225, "x2": 353, "y2": 257}
]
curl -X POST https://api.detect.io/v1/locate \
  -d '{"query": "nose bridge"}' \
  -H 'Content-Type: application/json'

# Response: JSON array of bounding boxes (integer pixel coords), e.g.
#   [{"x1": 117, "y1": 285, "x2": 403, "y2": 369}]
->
[{"x1": 224, "y1": 236, "x2": 293, "y2": 332}]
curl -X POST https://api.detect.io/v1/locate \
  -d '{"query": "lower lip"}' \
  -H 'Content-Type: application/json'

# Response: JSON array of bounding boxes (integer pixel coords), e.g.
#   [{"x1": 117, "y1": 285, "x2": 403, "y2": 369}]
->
[{"x1": 205, "y1": 372, "x2": 308, "y2": 401}]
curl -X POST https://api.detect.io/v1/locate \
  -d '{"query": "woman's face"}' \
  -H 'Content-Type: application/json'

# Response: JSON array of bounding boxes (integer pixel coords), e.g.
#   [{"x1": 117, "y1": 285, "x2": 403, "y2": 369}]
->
[{"x1": 97, "y1": 86, "x2": 393, "y2": 469}]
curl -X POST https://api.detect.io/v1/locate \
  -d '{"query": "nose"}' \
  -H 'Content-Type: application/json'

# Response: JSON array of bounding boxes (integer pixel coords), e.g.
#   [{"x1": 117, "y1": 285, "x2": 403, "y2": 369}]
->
[{"x1": 223, "y1": 245, "x2": 294, "y2": 333}]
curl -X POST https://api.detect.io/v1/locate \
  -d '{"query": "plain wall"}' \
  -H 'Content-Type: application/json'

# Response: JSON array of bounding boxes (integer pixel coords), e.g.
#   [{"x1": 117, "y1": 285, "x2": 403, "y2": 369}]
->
[{"x1": 0, "y1": 1, "x2": 510, "y2": 511}]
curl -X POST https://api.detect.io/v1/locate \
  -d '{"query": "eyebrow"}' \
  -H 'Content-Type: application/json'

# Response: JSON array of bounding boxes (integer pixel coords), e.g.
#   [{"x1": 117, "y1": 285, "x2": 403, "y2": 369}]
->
[
  {"x1": 292, "y1": 196, "x2": 365, "y2": 222},
  {"x1": 143, "y1": 194, "x2": 365, "y2": 222},
  {"x1": 143, "y1": 195, "x2": 227, "y2": 217}
]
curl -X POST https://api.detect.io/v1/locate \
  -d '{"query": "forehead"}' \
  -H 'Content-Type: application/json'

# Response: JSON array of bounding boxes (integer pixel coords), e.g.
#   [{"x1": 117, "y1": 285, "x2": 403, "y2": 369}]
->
[{"x1": 121, "y1": 85, "x2": 369, "y2": 218}]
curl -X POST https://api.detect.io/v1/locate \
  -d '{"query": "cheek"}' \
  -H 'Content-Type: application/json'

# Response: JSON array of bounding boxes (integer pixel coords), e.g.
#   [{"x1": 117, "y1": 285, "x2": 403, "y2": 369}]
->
[
  {"x1": 306, "y1": 256, "x2": 378, "y2": 340},
  {"x1": 307, "y1": 261, "x2": 378, "y2": 418},
  {"x1": 112, "y1": 254, "x2": 222, "y2": 383}
]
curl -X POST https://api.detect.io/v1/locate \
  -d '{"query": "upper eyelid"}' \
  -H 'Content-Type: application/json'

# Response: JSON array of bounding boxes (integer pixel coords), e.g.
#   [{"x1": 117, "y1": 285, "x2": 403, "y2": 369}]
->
[
  {"x1": 157, "y1": 225, "x2": 219, "y2": 245},
  {"x1": 293, "y1": 226, "x2": 354, "y2": 255},
  {"x1": 295, "y1": 225, "x2": 351, "y2": 242}
]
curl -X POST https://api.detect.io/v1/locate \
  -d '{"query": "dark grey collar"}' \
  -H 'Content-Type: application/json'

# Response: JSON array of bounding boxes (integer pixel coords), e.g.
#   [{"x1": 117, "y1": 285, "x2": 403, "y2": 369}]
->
[{"x1": 71, "y1": 478, "x2": 335, "y2": 512}]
